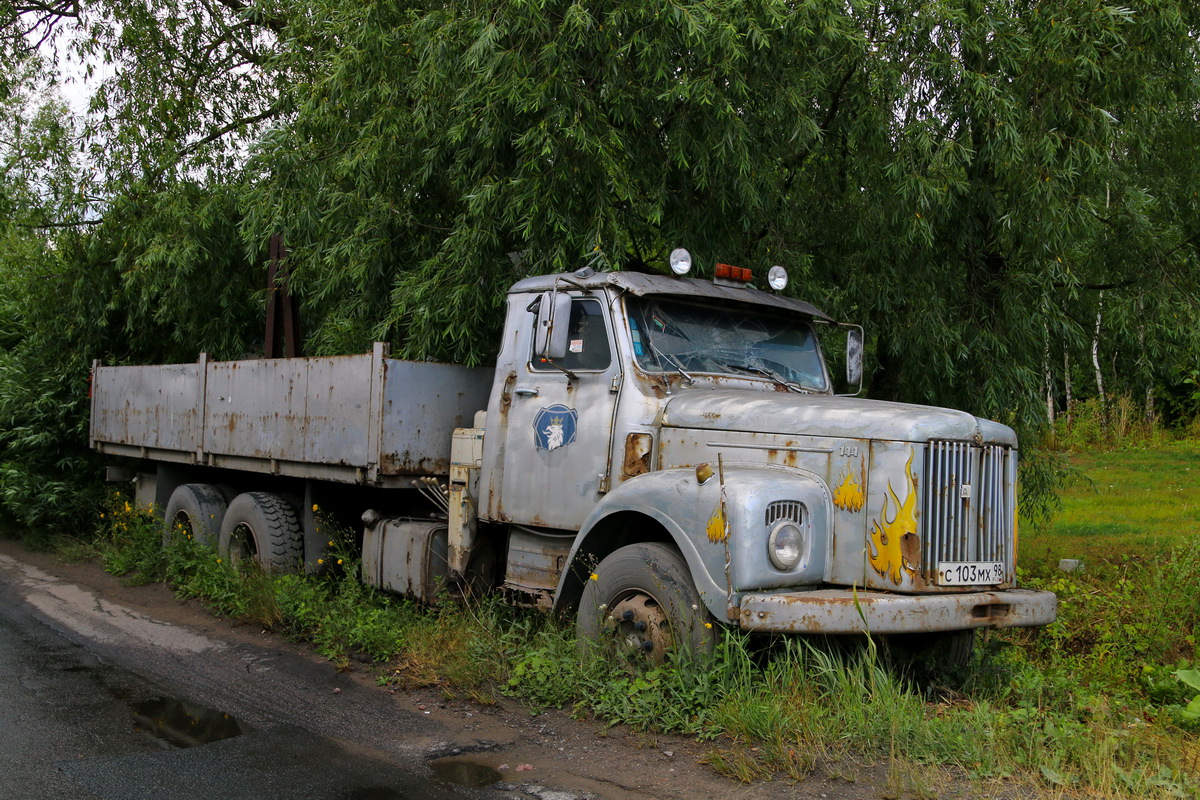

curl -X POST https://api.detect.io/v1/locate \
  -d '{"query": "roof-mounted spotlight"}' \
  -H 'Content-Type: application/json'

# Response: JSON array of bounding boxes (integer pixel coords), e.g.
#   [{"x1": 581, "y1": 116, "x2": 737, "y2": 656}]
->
[
  {"x1": 669, "y1": 248, "x2": 692, "y2": 276},
  {"x1": 767, "y1": 265, "x2": 788, "y2": 292}
]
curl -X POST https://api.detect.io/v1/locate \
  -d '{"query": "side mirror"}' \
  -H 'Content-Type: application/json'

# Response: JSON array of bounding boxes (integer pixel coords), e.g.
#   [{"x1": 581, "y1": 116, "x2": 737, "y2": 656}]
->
[
  {"x1": 533, "y1": 291, "x2": 572, "y2": 361},
  {"x1": 845, "y1": 326, "x2": 864, "y2": 393}
]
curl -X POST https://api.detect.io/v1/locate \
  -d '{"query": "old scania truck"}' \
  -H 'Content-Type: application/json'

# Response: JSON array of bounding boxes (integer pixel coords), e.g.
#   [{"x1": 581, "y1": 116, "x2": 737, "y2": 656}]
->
[{"x1": 90, "y1": 250, "x2": 1056, "y2": 662}]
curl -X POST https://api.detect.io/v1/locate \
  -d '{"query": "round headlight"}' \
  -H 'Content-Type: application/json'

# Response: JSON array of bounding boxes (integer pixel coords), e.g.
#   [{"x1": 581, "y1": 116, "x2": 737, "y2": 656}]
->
[
  {"x1": 669, "y1": 248, "x2": 692, "y2": 276},
  {"x1": 768, "y1": 521, "x2": 804, "y2": 571},
  {"x1": 767, "y1": 265, "x2": 788, "y2": 291}
]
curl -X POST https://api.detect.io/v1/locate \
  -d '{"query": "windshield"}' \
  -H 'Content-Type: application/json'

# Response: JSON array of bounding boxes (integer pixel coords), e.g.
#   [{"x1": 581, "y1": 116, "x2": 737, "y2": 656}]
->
[{"x1": 625, "y1": 296, "x2": 828, "y2": 392}]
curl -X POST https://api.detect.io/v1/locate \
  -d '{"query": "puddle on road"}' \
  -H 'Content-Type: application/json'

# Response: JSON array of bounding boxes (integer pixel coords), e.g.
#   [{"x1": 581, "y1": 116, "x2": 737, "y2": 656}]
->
[
  {"x1": 131, "y1": 696, "x2": 251, "y2": 748},
  {"x1": 430, "y1": 756, "x2": 504, "y2": 789}
]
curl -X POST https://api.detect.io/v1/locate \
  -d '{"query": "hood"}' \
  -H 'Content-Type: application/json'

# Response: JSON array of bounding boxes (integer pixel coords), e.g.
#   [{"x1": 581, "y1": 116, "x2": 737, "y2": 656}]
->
[{"x1": 661, "y1": 390, "x2": 1017, "y2": 446}]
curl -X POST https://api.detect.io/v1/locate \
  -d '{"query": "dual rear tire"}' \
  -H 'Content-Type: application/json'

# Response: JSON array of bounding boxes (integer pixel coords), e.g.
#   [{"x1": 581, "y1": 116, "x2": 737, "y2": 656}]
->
[
  {"x1": 163, "y1": 484, "x2": 227, "y2": 547},
  {"x1": 219, "y1": 492, "x2": 303, "y2": 573},
  {"x1": 162, "y1": 484, "x2": 302, "y2": 573}
]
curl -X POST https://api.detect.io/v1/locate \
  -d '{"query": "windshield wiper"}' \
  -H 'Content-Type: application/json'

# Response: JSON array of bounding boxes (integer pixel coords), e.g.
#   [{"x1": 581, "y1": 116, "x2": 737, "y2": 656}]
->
[
  {"x1": 639, "y1": 337, "x2": 694, "y2": 386},
  {"x1": 722, "y1": 363, "x2": 808, "y2": 394}
]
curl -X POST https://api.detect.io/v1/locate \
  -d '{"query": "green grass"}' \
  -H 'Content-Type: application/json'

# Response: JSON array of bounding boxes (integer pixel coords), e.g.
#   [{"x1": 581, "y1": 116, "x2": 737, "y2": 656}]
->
[{"x1": 1023, "y1": 440, "x2": 1200, "y2": 564}]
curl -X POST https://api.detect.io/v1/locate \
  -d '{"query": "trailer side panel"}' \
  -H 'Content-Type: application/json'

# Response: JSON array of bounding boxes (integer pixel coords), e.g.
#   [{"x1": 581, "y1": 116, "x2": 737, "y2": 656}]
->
[{"x1": 91, "y1": 351, "x2": 492, "y2": 485}]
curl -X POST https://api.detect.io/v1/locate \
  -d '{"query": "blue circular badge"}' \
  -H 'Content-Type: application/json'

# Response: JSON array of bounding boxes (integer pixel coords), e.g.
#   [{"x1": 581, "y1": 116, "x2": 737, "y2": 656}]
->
[{"x1": 533, "y1": 404, "x2": 578, "y2": 452}]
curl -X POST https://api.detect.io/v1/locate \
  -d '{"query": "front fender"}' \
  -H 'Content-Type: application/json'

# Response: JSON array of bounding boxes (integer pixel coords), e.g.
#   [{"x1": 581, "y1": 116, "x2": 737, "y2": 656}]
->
[
  {"x1": 553, "y1": 465, "x2": 834, "y2": 623},
  {"x1": 552, "y1": 468, "x2": 728, "y2": 619}
]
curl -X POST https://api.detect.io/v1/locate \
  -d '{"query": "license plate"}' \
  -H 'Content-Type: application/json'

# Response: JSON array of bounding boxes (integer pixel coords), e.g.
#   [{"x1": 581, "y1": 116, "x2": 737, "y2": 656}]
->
[{"x1": 937, "y1": 561, "x2": 1005, "y2": 586}]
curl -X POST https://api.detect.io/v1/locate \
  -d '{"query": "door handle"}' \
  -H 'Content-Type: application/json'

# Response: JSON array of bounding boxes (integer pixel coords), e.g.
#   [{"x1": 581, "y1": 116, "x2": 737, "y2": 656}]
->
[{"x1": 513, "y1": 387, "x2": 539, "y2": 397}]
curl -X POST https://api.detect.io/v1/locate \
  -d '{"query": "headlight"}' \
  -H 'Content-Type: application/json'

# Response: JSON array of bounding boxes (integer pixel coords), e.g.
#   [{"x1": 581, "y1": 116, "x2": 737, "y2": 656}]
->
[{"x1": 767, "y1": 521, "x2": 804, "y2": 570}]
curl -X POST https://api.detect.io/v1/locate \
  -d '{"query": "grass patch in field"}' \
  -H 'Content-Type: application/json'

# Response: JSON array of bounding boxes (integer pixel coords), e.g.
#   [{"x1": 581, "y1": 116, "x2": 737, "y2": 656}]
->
[{"x1": 1022, "y1": 439, "x2": 1200, "y2": 564}]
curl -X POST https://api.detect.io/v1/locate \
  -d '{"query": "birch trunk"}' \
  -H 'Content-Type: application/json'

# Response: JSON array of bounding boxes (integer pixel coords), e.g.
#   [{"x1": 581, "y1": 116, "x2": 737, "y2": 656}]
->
[
  {"x1": 1043, "y1": 324, "x2": 1055, "y2": 424},
  {"x1": 1136, "y1": 295, "x2": 1155, "y2": 424},
  {"x1": 1093, "y1": 291, "x2": 1106, "y2": 430}
]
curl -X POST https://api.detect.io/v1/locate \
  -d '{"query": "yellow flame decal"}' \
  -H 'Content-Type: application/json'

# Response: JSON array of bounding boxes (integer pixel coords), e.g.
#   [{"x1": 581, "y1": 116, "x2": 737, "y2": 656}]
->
[
  {"x1": 868, "y1": 449, "x2": 918, "y2": 585},
  {"x1": 832, "y1": 462, "x2": 865, "y2": 513},
  {"x1": 706, "y1": 500, "x2": 728, "y2": 543}
]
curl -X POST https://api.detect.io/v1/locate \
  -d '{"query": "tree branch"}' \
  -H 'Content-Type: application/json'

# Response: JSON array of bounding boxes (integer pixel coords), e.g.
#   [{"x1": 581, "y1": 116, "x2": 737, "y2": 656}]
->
[
  {"x1": 175, "y1": 102, "x2": 283, "y2": 161},
  {"x1": 16, "y1": 218, "x2": 102, "y2": 229},
  {"x1": 210, "y1": 0, "x2": 287, "y2": 36},
  {"x1": 1051, "y1": 279, "x2": 1139, "y2": 291}
]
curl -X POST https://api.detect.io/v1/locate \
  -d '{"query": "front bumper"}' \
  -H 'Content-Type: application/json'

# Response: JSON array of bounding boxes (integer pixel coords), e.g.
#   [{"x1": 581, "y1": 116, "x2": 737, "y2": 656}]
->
[{"x1": 736, "y1": 587, "x2": 1056, "y2": 635}]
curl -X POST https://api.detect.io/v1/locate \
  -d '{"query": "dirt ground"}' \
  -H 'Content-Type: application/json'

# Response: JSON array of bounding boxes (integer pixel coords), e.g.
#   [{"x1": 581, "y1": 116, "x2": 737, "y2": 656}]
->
[{"x1": 0, "y1": 536, "x2": 1033, "y2": 800}]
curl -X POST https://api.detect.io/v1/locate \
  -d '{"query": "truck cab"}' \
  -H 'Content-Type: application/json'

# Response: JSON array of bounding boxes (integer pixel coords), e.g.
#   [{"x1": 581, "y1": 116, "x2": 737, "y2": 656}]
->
[{"x1": 464, "y1": 260, "x2": 1054, "y2": 661}]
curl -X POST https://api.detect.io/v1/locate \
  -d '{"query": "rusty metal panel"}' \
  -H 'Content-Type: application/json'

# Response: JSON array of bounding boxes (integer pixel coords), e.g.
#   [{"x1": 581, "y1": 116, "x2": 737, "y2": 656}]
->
[
  {"x1": 90, "y1": 364, "x2": 201, "y2": 453},
  {"x1": 503, "y1": 526, "x2": 574, "y2": 591},
  {"x1": 203, "y1": 359, "x2": 312, "y2": 462},
  {"x1": 298, "y1": 356, "x2": 372, "y2": 466},
  {"x1": 201, "y1": 355, "x2": 490, "y2": 476},
  {"x1": 378, "y1": 360, "x2": 493, "y2": 476},
  {"x1": 736, "y1": 587, "x2": 1057, "y2": 634},
  {"x1": 660, "y1": 390, "x2": 1011, "y2": 445}
]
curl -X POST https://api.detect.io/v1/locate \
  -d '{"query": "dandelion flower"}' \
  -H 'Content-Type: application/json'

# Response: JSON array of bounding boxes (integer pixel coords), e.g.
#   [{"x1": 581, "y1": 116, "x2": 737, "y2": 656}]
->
[
  {"x1": 337, "y1": 559, "x2": 343, "y2": 565},
  {"x1": 318, "y1": 558, "x2": 325, "y2": 565},
  {"x1": 589, "y1": 572, "x2": 599, "y2": 581},
  {"x1": 312, "y1": 503, "x2": 319, "y2": 512},
  {"x1": 704, "y1": 622, "x2": 713, "y2": 629}
]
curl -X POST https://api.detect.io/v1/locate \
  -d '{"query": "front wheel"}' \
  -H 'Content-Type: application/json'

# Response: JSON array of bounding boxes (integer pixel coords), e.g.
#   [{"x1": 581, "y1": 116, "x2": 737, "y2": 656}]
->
[
  {"x1": 887, "y1": 629, "x2": 976, "y2": 673},
  {"x1": 576, "y1": 543, "x2": 717, "y2": 665}
]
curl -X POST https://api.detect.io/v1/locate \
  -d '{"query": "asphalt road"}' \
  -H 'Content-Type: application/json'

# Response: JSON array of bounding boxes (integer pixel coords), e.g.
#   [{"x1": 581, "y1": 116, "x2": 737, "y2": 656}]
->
[{"x1": 0, "y1": 550, "x2": 478, "y2": 800}]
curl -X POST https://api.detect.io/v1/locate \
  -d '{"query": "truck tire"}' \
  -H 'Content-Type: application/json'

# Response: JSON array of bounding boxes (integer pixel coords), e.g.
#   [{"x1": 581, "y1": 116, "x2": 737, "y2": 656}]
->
[
  {"x1": 163, "y1": 484, "x2": 227, "y2": 547},
  {"x1": 576, "y1": 542, "x2": 717, "y2": 665},
  {"x1": 218, "y1": 492, "x2": 303, "y2": 573},
  {"x1": 888, "y1": 629, "x2": 975, "y2": 672},
  {"x1": 933, "y1": 629, "x2": 976, "y2": 670}
]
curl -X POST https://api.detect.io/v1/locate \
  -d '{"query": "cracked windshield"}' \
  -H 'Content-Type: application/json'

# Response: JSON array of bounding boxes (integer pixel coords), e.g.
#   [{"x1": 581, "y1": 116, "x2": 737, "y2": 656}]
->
[{"x1": 625, "y1": 296, "x2": 828, "y2": 392}]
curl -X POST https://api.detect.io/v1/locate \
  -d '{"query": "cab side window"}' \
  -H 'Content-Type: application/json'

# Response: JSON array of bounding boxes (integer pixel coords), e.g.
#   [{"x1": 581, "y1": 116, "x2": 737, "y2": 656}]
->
[{"x1": 531, "y1": 298, "x2": 611, "y2": 372}]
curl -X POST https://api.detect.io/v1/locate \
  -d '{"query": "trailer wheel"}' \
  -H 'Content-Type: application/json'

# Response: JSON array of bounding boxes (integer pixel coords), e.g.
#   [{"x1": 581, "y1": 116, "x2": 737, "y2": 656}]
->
[
  {"x1": 163, "y1": 484, "x2": 228, "y2": 547},
  {"x1": 218, "y1": 492, "x2": 303, "y2": 573},
  {"x1": 576, "y1": 543, "x2": 717, "y2": 665}
]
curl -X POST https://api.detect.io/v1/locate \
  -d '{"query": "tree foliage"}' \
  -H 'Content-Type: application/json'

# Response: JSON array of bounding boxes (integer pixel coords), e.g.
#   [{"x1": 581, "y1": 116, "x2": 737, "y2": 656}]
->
[{"x1": 0, "y1": 0, "x2": 1198, "y2": 532}]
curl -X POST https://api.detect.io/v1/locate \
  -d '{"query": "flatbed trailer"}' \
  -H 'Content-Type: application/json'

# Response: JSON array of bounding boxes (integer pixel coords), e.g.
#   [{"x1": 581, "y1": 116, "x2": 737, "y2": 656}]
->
[{"x1": 90, "y1": 344, "x2": 491, "y2": 494}]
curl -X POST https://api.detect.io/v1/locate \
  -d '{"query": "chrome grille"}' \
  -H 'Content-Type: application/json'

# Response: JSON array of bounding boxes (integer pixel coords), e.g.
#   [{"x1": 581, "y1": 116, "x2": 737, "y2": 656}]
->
[
  {"x1": 920, "y1": 441, "x2": 1015, "y2": 583},
  {"x1": 765, "y1": 500, "x2": 805, "y2": 527}
]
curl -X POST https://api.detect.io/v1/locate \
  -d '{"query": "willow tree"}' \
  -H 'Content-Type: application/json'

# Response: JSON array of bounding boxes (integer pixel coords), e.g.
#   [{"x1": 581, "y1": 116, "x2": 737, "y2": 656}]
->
[
  {"x1": 1, "y1": 0, "x2": 1198, "y2": 532},
  {"x1": 0, "y1": 0, "x2": 278, "y2": 533},
  {"x1": 243, "y1": 0, "x2": 1200, "y2": 426}
]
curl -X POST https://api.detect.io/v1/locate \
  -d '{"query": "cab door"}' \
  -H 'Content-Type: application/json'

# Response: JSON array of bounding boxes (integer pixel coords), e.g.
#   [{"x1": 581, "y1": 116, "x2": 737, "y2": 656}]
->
[{"x1": 488, "y1": 294, "x2": 621, "y2": 530}]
